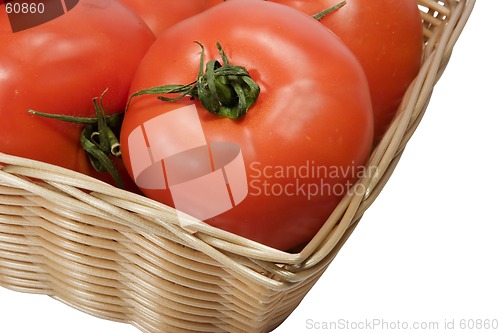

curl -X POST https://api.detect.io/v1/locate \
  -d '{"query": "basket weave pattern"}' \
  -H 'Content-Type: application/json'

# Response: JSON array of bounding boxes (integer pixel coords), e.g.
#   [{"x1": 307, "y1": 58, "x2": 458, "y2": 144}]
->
[{"x1": 0, "y1": 1, "x2": 474, "y2": 332}]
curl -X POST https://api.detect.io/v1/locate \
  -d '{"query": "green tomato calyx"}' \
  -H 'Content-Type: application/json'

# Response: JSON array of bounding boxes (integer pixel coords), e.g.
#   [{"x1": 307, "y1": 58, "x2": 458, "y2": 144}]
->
[{"x1": 127, "y1": 41, "x2": 260, "y2": 120}]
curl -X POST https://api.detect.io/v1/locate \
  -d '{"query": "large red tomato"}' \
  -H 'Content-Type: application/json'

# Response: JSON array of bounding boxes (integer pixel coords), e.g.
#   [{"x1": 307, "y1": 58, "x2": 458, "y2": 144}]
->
[
  {"x1": 270, "y1": 0, "x2": 423, "y2": 141},
  {"x1": 0, "y1": 0, "x2": 155, "y2": 188},
  {"x1": 120, "y1": 0, "x2": 374, "y2": 251},
  {"x1": 117, "y1": 0, "x2": 211, "y2": 37}
]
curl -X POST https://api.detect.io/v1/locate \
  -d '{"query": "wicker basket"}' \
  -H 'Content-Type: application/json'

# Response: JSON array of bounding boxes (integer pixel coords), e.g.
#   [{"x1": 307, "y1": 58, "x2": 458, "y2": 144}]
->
[{"x1": 0, "y1": 1, "x2": 474, "y2": 332}]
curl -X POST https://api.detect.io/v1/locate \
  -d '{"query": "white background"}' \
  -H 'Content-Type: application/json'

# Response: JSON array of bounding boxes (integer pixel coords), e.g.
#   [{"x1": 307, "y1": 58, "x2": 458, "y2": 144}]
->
[{"x1": 1, "y1": 1, "x2": 498, "y2": 332}]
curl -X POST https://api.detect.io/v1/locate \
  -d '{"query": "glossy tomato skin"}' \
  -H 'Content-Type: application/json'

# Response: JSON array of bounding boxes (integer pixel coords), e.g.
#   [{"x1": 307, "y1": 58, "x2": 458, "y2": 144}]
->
[
  {"x1": 205, "y1": 0, "x2": 265, "y2": 9},
  {"x1": 270, "y1": 0, "x2": 423, "y2": 142},
  {"x1": 0, "y1": 0, "x2": 155, "y2": 188},
  {"x1": 204, "y1": 0, "x2": 225, "y2": 8},
  {"x1": 117, "y1": 0, "x2": 211, "y2": 36},
  {"x1": 121, "y1": 0, "x2": 373, "y2": 250}
]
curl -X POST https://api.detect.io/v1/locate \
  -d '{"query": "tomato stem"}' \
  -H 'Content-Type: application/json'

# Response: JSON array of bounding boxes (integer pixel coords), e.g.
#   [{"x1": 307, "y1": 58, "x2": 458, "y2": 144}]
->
[
  {"x1": 127, "y1": 41, "x2": 260, "y2": 120},
  {"x1": 28, "y1": 88, "x2": 124, "y2": 188},
  {"x1": 27, "y1": 109, "x2": 123, "y2": 127},
  {"x1": 312, "y1": 0, "x2": 347, "y2": 21}
]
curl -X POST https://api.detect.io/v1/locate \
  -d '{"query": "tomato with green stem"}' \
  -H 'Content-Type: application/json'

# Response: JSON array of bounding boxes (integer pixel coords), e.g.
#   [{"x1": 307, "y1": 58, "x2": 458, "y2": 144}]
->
[
  {"x1": 270, "y1": 0, "x2": 424, "y2": 142},
  {"x1": 120, "y1": 0, "x2": 374, "y2": 251},
  {"x1": 0, "y1": 0, "x2": 155, "y2": 189}
]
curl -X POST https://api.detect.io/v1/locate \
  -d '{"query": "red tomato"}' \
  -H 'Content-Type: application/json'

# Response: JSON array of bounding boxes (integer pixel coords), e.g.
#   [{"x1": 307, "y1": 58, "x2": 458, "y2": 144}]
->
[
  {"x1": 0, "y1": 0, "x2": 155, "y2": 189},
  {"x1": 270, "y1": 0, "x2": 423, "y2": 141},
  {"x1": 117, "y1": 0, "x2": 212, "y2": 37},
  {"x1": 120, "y1": 0, "x2": 374, "y2": 251}
]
